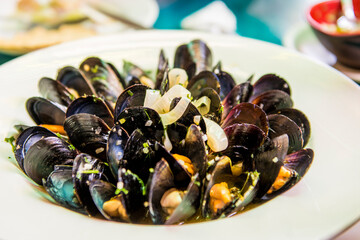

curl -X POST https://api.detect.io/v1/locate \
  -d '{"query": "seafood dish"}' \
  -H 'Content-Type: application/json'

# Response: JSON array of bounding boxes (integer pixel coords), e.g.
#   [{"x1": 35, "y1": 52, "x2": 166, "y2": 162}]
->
[{"x1": 6, "y1": 39, "x2": 313, "y2": 225}]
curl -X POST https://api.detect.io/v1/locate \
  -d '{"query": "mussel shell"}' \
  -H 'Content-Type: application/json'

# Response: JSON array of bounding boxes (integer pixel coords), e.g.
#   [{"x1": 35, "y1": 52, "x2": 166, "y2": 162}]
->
[
  {"x1": 250, "y1": 89, "x2": 293, "y2": 113},
  {"x1": 38, "y1": 77, "x2": 74, "y2": 107},
  {"x1": 106, "y1": 124, "x2": 129, "y2": 178},
  {"x1": 224, "y1": 123, "x2": 266, "y2": 150},
  {"x1": 114, "y1": 84, "x2": 150, "y2": 121},
  {"x1": 252, "y1": 74, "x2": 291, "y2": 99},
  {"x1": 64, "y1": 113, "x2": 110, "y2": 161},
  {"x1": 271, "y1": 108, "x2": 311, "y2": 147},
  {"x1": 26, "y1": 97, "x2": 66, "y2": 125},
  {"x1": 15, "y1": 126, "x2": 56, "y2": 171},
  {"x1": 187, "y1": 71, "x2": 220, "y2": 99},
  {"x1": 202, "y1": 157, "x2": 259, "y2": 219},
  {"x1": 66, "y1": 96, "x2": 114, "y2": 128},
  {"x1": 221, "y1": 102, "x2": 269, "y2": 135},
  {"x1": 216, "y1": 71, "x2": 236, "y2": 100},
  {"x1": 283, "y1": 148, "x2": 314, "y2": 177},
  {"x1": 221, "y1": 79, "x2": 253, "y2": 121},
  {"x1": 120, "y1": 129, "x2": 157, "y2": 182},
  {"x1": 44, "y1": 165, "x2": 86, "y2": 214},
  {"x1": 72, "y1": 153, "x2": 107, "y2": 217},
  {"x1": 125, "y1": 75, "x2": 142, "y2": 87},
  {"x1": 79, "y1": 57, "x2": 124, "y2": 103},
  {"x1": 187, "y1": 39, "x2": 212, "y2": 74},
  {"x1": 115, "y1": 106, "x2": 164, "y2": 142},
  {"x1": 107, "y1": 61, "x2": 127, "y2": 89},
  {"x1": 155, "y1": 49, "x2": 168, "y2": 90},
  {"x1": 219, "y1": 145, "x2": 254, "y2": 171},
  {"x1": 268, "y1": 114, "x2": 303, "y2": 154},
  {"x1": 57, "y1": 66, "x2": 96, "y2": 96},
  {"x1": 24, "y1": 136, "x2": 76, "y2": 185}
]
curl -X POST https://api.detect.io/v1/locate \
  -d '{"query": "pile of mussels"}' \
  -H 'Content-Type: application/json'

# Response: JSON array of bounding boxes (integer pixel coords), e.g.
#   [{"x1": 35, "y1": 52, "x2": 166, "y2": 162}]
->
[{"x1": 10, "y1": 39, "x2": 313, "y2": 225}]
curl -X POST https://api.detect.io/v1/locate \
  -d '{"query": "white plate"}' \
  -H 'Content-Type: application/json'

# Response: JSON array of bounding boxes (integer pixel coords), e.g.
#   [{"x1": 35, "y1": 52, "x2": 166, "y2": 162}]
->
[
  {"x1": 0, "y1": 30, "x2": 359, "y2": 240},
  {"x1": 283, "y1": 23, "x2": 360, "y2": 83}
]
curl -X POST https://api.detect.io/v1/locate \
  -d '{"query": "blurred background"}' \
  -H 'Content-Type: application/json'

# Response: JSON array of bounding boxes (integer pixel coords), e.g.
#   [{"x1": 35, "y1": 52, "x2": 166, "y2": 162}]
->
[{"x1": 0, "y1": 0, "x2": 321, "y2": 63}]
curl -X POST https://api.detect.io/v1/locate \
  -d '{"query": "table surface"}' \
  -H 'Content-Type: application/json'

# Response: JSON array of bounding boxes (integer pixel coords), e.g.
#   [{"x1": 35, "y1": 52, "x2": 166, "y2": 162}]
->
[{"x1": 0, "y1": 0, "x2": 359, "y2": 238}]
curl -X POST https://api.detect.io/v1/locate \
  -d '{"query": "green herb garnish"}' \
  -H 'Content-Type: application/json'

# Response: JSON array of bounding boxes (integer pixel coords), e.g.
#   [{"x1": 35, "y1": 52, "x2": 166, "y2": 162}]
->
[
  {"x1": 127, "y1": 90, "x2": 134, "y2": 96},
  {"x1": 115, "y1": 188, "x2": 129, "y2": 195},
  {"x1": 4, "y1": 136, "x2": 16, "y2": 152}
]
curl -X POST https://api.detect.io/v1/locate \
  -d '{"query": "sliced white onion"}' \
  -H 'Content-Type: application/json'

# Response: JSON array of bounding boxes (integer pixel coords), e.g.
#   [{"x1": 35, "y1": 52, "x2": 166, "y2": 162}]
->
[
  {"x1": 160, "y1": 97, "x2": 190, "y2": 126},
  {"x1": 152, "y1": 85, "x2": 191, "y2": 114},
  {"x1": 144, "y1": 89, "x2": 161, "y2": 108},
  {"x1": 163, "y1": 129, "x2": 173, "y2": 151},
  {"x1": 193, "y1": 96, "x2": 211, "y2": 115},
  {"x1": 168, "y1": 68, "x2": 188, "y2": 88},
  {"x1": 203, "y1": 117, "x2": 228, "y2": 152}
]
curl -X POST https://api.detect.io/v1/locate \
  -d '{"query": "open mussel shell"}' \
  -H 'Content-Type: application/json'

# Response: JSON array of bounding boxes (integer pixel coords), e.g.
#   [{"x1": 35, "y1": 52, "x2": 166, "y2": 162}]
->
[
  {"x1": 149, "y1": 159, "x2": 200, "y2": 224},
  {"x1": 271, "y1": 108, "x2": 311, "y2": 146},
  {"x1": 219, "y1": 145, "x2": 254, "y2": 172},
  {"x1": 224, "y1": 123, "x2": 266, "y2": 151},
  {"x1": 254, "y1": 134, "x2": 289, "y2": 198},
  {"x1": 24, "y1": 136, "x2": 76, "y2": 185},
  {"x1": 250, "y1": 89, "x2": 293, "y2": 113},
  {"x1": 106, "y1": 124, "x2": 129, "y2": 178},
  {"x1": 66, "y1": 96, "x2": 114, "y2": 128},
  {"x1": 79, "y1": 57, "x2": 124, "y2": 104},
  {"x1": 216, "y1": 70, "x2": 236, "y2": 100},
  {"x1": 221, "y1": 102, "x2": 269, "y2": 135},
  {"x1": 26, "y1": 97, "x2": 66, "y2": 126},
  {"x1": 202, "y1": 156, "x2": 259, "y2": 219},
  {"x1": 38, "y1": 77, "x2": 74, "y2": 107},
  {"x1": 57, "y1": 66, "x2": 96, "y2": 97},
  {"x1": 252, "y1": 74, "x2": 291, "y2": 99},
  {"x1": 187, "y1": 71, "x2": 220, "y2": 99},
  {"x1": 72, "y1": 153, "x2": 109, "y2": 217},
  {"x1": 115, "y1": 106, "x2": 164, "y2": 142},
  {"x1": 15, "y1": 126, "x2": 56, "y2": 171},
  {"x1": 114, "y1": 84, "x2": 150, "y2": 120},
  {"x1": 43, "y1": 165, "x2": 86, "y2": 214},
  {"x1": 64, "y1": 113, "x2": 110, "y2": 161},
  {"x1": 268, "y1": 114, "x2": 303, "y2": 154}
]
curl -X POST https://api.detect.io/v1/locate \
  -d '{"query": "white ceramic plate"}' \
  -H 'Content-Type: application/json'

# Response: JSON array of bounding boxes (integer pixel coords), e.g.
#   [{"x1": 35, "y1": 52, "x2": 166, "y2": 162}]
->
[
  {"x1": 283, "y1": 23, "x2": 360, "y2": 83},
  {"x1": 0, "y1": 30, "x2": 359, "y2": 240}
]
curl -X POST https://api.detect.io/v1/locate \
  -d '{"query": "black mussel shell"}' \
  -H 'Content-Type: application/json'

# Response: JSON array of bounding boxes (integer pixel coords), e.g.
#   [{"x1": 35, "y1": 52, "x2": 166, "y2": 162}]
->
[
  {"x1": 219, "y1": 145, "x2": 254, "y2": 172},
  {"x1": 66, "y1": 96, "x2": 114, "y2": 128},
  {"x1": 252, "y1": 74, "x2": 291, "y2": 99},
  {"x1": 221, "y1": 102, "x2": 269, "y2": 135},
  {"x1": 114, "y1": 84, "x2": 150, "y2": 121},
  {"x1": 166, "y1": 122, "x2": 188, "y2": 150},
  {"x1": 250, "y1": 89, "x2": 293, "y2": 113},
  {"x1": 216, "y1": 71, "x2": 236, "y2": 100},
  {"x1": 120, "y1": 129, "x2": 157, "y2": 183},
  {"x1": 57, "y1": 66, "x2": 96, "y2": 97},
  {"x1": 24, "y1": 136, "x2": 76, "y2": 185},
  {"x1": 115, "y1": 106, "x2": 164, "y2": 142},
  {"x1": 283, "y1": 148, "x2": 314, "y2": 177},
  {"x1": 44, "y1": 165, "x2": 86, "y2": 214},
  {"x1": 15, "y1": 126, "x2": 56, "y2": 171},
  {"x1": 221, "y1": 78, "x2": 253, "y2": 121},
  {"x1": 106, "y1": 124, "x2": 129, "y2": 178},
  {"x1": 107, "y1": 61, "x2": 127, "y2": 89},
  {"x1": 125, "y1": 75, "x2": 142, "y2": 87},
  {"x1": 79, "y1": 57, "x2": 124, "y2": 104},
  {"x1": 72, "y1": 153, "x2": 108, "y2": 217},
  {"x1": 38, "y1": 77, "x2": 74, "y2": 107},
  {"x1": 271, "y1": 108, "x2": 311, "y2": 147},
  {"x1": 187, "y1": 71, "x2": 220, "y2": 99},
  {"x1": 26, "y1": 97, "x2": 66, "y2": 126},
  {"x1": 202, "y1": 157, "x2": 259, "y2": 219},
  {"x1": 224, "y1": 123, "x2": 266, "y2": 151},
  {"x1": 155, "y1": 49, "x2": 169, "y2": 90},
  {"x1": 64, "y1": 113, "x2": 110, "y2": 161},
  {"x1": 268, "y1": 114, "x2": 303, "y2": 154}
]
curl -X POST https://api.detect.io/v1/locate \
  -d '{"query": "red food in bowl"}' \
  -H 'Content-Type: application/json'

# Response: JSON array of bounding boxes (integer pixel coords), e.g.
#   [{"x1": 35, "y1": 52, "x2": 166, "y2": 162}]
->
[{"x1": 307, "y1": 0, "x2": 360, "y2": 68}]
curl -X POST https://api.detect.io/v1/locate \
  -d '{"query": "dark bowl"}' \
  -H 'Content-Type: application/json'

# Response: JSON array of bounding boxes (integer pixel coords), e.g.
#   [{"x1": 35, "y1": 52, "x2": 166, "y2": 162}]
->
[{"x1": 306, "y1": 0, "x2": 360, "y2": 69}]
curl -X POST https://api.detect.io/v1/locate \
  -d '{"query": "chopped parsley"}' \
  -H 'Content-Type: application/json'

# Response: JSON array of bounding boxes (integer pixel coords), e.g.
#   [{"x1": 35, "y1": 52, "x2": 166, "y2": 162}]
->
[
  {"x1": 82, "y1": 170, "x2": 100, "y2": 174},
  {"x1": 144, "y1": 109, "x2": 151, "y2": 120},
  {"x1": 4, "y1": 136, "x2": 16, "y2": 152},
  {"x1": 127, "y1": 90, "x2": 134, "y2": 96},
  {"x1": 68, "y1": 144, "x2": 76, "y2": 151},
  {"x1": 115, "y1": 188, "x2": 129, "y2": 195}
]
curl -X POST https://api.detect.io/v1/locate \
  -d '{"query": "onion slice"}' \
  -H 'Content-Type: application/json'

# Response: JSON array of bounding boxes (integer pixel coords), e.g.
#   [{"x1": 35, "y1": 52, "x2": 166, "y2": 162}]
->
[
  {"x1": 160, "y1": 97, "x2": 190, "y2": 126},
  {"x1": 152, "y1": 85, "x2": 191, "y2": 114},
  {"x1": 168, "y1": 68, "x2": 188, "y2": 88},
  {"x1": 203, "y1": 117, "x2": 228, "y2": 152},
  {"x1": 144, "y1": 89, "x2": 161, "y2": 108},
  {"x1": 193, "y1": 96, "x2": 211, "y2": 115}
]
